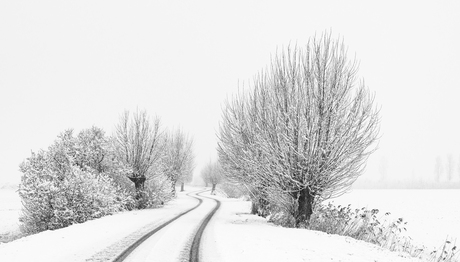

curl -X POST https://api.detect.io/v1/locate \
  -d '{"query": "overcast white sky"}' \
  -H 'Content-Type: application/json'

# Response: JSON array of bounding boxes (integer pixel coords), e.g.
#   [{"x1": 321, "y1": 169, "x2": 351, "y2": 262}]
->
[{"x1": 1, "y1": 0, "x2": 459, "y2": 185}]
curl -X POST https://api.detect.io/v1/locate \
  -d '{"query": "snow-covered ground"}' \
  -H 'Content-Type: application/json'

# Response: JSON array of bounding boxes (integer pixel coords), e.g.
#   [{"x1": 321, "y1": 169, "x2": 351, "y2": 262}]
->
[
  {"x1": 201, "y1": 193, "x2": 421, "y2": 262},
  {"x1": 1, "y1": 187, "x2": 452, "y2": 261},
  {"x1": 0, "y1": 188, "x2": 22, "y2": 242}
]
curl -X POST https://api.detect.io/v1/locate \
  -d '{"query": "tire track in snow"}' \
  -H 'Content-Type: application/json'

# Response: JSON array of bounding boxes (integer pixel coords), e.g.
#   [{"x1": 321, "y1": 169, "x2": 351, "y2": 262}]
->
[
  {"x1": 189, "y1": 192, "x2": 221, "y2": 262},
  {"x1": 112, "y1": 189, "x2": 207, "y2": 262}
]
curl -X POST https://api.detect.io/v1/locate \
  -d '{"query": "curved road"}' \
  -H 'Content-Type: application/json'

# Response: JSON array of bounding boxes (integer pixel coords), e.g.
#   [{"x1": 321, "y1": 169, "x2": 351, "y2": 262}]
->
[{"x1": 115, "y1": 190, "x2": 220, "y2": 262}]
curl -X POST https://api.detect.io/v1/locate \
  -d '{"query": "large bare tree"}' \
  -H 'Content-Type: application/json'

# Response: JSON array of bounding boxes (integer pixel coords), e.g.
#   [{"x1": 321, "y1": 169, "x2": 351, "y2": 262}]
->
[
  {"x1": 218, "y1": 33, "x2": 380, "y2": 226},
  {"x1": 113, "y1": 110, "x2": 164, "y2": 200}
]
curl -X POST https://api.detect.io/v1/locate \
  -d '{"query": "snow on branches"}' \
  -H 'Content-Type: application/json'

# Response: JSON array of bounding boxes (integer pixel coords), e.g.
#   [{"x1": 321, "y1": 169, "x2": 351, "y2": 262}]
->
[{"x1": 217, "y1": 32, "x2": 380, "y2": 226}]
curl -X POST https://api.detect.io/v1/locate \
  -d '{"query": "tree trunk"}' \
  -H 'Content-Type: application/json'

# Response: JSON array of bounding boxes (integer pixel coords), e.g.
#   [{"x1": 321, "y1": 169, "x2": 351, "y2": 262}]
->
[
  {"x1": 257, "y1": 196, "x2": 270, "y2": 217},
  {"x1": 171, "y1": 181, "x2": 177, "y2": 197},
  {"x1": 180, "y1": 182, "x2": 185, "y2": 192},
  {"x1": 295, "y1": 187, "x2": 313, "y2": 227},
  {"x1": 211, "y1": 183, "x2": 216, "y2": 194},
  {"x1": 250, "y1": 193, "x2": 270, "y2": 217},
  {"x1": 128, "y1": 176, "x2": 146, "y2": 198},
  {"x1": 251, "y1": 200, "x2": 258, "y2": 215},
  {"x1": 128, "y1": 176, "x2": 147, "y2": 208}
]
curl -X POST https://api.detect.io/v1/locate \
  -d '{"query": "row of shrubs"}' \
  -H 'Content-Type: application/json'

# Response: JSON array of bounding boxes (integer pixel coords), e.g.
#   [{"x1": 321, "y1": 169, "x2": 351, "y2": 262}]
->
[
  {"x1": 18, "y1": 127, "x2": 172, "y2": 235},
  {"x1": 219, "y1": 183, "x2": 459, "y2": 262}
]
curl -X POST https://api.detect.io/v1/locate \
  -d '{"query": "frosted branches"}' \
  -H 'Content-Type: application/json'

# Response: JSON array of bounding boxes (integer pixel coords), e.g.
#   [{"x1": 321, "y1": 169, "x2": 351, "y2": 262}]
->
[{"x1": 217, "y1": 33, "x2": 380, "y2": 224}]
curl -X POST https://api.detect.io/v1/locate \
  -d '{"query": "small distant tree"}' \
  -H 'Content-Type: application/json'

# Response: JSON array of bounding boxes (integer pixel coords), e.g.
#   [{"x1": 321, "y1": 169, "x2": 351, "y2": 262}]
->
[
  {"x1": 179, "y1": 153, "x2": 195, "y2": 192},
  {"x1": 162, "y1": 128, "x2": 194, "y2": 196},
  {"x1": 218, "y1": 32, "x2": 380, "y2": 226},
  {"x1": 113, "y1": 110, "x2": 164, "y2": 206},
  {"x1": 201, "y1": 161, "x2": 223, "y2": 194}
]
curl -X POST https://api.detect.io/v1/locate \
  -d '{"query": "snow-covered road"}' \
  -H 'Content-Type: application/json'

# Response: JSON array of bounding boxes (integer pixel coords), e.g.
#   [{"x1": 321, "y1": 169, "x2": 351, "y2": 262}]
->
[{"x1": 120, "y1": 191, "x2": 219, "y2": 262}]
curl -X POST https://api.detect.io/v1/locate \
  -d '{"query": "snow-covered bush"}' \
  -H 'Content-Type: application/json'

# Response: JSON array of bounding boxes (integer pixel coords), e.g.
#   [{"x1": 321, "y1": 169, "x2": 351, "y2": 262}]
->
[
  {"x1": 144, "y1": 173, "x2": 175, "y2": 206},
  {"x1": 18, "y1": 128, "x2": 135, "y2": 234},
  {"x1": 19, "y1": 155, "x2": 132, "y2": 233},
  {"x1": 219, "y1": 182, "x2": 247, "y2": 199}
]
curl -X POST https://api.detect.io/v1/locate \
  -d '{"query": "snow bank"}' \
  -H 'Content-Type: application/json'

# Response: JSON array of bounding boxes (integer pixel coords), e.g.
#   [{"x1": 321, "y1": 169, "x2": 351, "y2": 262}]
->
[
  {"x1": 0, "y1": 188, "x2": 201, "y2": 262},
  {"x1": 201, "y1": 194, "x2": 422, "y2": 262}
]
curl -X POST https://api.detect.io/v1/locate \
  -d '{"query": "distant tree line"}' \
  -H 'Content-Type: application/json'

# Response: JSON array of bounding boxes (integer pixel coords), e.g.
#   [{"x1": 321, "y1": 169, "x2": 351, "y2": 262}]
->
[
  {"x1": 352, "y1": 154, "x2": 460, "y2": 189},
  {"x1": 434, "y1": 154, "x2": 460, "y2": 183},
  {"x1": 19, "y1": 110, "x2": 194, "y2": 233}
]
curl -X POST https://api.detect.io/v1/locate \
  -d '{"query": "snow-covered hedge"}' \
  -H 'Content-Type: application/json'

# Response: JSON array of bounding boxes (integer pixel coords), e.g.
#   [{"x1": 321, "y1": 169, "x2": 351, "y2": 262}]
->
[
  {"x1": 18, "y1": 128, "x2": 135, "y2": 234},
  {"x1": 19, "y1": 159, "x2": 132, "y2": 233}
]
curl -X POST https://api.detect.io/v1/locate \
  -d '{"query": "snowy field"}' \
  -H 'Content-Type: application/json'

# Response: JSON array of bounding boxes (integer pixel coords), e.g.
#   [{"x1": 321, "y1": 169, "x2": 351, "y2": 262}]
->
[
  {"x1": 0, "y1": 188, "x2": 22, "y2": 242},
  {"x1": 326, "y1": 189, "x2": 460, "y2": 250}
]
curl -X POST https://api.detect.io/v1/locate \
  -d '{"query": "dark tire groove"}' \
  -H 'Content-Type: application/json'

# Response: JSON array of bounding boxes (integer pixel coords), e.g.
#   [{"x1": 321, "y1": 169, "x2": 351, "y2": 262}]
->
[
  {"x1": 112, "y1": 190, "x2": 206, "y2": 262},
  {"x1": 189, "y1": 192, "x2": 221, "y2": 262}
]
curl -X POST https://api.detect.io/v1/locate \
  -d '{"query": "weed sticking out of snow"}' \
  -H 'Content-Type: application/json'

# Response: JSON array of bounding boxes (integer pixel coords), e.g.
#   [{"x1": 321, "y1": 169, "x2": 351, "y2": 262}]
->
[{"x1": 293, "y1": 202, "x2": 460, "y2": 262}]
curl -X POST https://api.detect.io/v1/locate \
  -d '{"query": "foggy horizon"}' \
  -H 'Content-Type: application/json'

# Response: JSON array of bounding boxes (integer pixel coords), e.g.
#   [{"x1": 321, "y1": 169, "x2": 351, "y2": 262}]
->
[{"x1": 1, "y1": 1, "x2": 460, "y2": 189}]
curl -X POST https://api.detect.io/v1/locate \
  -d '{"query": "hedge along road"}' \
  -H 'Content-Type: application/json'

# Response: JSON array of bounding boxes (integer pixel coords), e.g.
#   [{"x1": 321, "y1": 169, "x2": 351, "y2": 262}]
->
[{"x1": 114, "y1": 190, "x2": 221, "y2": 262}]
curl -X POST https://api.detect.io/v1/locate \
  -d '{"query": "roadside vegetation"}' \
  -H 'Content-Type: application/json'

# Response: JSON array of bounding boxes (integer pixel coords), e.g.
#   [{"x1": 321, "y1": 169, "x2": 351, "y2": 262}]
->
[
  {"x1": 17, "y1": 110, "x2": 194, "y2": 236},
  {"x1": 272, "y1": 201, "x2": 458, "y2": 261}
]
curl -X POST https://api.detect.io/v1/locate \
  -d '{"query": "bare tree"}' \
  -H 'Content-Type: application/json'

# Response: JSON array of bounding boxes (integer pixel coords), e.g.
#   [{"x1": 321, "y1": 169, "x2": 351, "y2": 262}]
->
[
  {"x1": 162, "y1": 128, "x2": 194, "y2": 196},
  {"x1": 113, "y1": 110, "x2": 164, "y2": 202},
  {"x1": 201, "y1": 161, "x2": 223, "y2": 194},
  {"x1": 179, "y1": 152, "x2": 195, "y2": 192},
  {"x1": 218, "y1": 33, "x2": 380, "y2": 226}
]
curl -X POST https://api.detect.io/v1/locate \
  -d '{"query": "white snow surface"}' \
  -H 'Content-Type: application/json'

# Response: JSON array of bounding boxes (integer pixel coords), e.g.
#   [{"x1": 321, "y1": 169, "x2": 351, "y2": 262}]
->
[
  {"x1": 122, "y1": 191, "x2": 218, "y2": 262},
  {"x1": 1, "y1": 187, "x2": 423, "y2": 262},
  {"x1": 201, "y1": 194, "x2": 422, "y2": 262}
]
